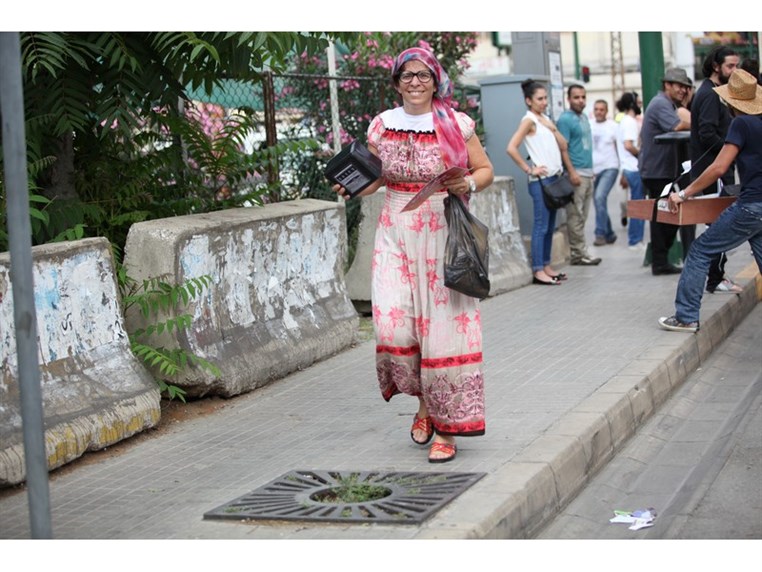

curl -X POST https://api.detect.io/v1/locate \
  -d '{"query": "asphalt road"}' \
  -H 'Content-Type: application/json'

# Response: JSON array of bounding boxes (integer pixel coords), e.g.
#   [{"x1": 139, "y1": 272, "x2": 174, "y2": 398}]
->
[{"x1": 536, "y1": 301, "x2": 762, "y2": 542}]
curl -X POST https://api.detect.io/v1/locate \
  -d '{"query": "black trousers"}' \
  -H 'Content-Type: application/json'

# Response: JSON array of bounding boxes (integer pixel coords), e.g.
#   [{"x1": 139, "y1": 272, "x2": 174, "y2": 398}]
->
[
  {"x1": 643, "y1": 178, "x2": 728, "y2": 285},
  {"x1": 643, "y1": 178, "x2": 696, "y2": 270}
]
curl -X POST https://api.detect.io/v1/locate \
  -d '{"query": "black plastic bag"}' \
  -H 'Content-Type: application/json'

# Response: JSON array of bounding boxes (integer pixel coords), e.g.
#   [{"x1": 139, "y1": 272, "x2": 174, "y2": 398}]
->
[
  {"x1": 539, "y1": 174, "x2": 575, "y2": 210},
  {"x1": 443, "y1": 193, "x2": 490, "y2": 300}
]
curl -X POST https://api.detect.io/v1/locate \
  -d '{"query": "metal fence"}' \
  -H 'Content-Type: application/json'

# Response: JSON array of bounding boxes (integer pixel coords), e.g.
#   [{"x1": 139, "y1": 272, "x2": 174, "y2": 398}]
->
[
  {"x1": 187, "y1": 71, "x2": 482, "y2": 201},
  {"x1": 187, "y1": 72, "x2": 389, "y2": 202},
  {"x1": 185, "y1": 71, "x2": 482, "y2": 265}
]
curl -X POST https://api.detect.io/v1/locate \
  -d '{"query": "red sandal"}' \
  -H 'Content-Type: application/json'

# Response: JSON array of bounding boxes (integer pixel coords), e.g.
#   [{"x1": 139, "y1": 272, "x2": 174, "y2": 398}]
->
[
  {"x1": 410, "y1": 414, "x2": 434, "y2": 445},
  {"x1": 428, "y1": 441, "x2": 457, "y2": 463}
]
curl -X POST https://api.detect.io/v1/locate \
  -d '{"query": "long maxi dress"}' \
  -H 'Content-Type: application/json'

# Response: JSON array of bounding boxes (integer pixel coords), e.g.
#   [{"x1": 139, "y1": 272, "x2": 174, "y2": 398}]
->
[{"x1": 367, "y1": 106, "x2": 485, "y2": 437}]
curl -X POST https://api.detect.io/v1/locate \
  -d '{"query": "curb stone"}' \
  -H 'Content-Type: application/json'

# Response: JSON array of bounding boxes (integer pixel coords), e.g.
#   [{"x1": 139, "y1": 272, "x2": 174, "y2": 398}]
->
[{"x1": 414, "y1": 267, "x2": 759, "y2": 539}]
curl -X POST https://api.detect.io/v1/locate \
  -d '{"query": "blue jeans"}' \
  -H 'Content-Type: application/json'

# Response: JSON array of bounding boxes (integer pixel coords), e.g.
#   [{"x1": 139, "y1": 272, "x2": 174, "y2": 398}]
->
[
  {"x1": 528, "y1": 176, "x2": 558, "y2": 272},
  {"x1": 593, "y1": 168, "x2": 619, "y2": 241},
  {"x1": 623, "y1": 169, "x2": 645, "y2": 246},
  {"x1": 674, "y1": 201, "x2": 762, "y2": 324}
]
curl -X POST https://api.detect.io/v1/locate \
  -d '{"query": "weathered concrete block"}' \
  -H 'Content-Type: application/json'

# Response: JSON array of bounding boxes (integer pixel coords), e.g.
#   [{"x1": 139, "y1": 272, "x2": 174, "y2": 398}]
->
[
  {"x1": 123, "y1": 199, "x2": 359, "y2": 398},
  {"x1": 577, "y1": 386, "x2": 637, "y2": 452},
  {"x1": 627, "y1": 382, "x2": 655, "y2": 427},
  {"x1": 646, "y1": 362, "x2": 674, "y2": 408},
  {"x1": 0, "y1": 238, "x2": 160, "y2": 487},
  {"x1": 344, "y1": 177, "x2": 533, "y2": 306},
  {"x1": 515, "y1": 434, "x2": 589, "y2": 511},
  {"x1": 344, "y1": 189, "x2": 385, "y2": 312},
  {"x1": 548, "y1": 410, "x2": 614, "y2": 477},
  {"x1": 509, "y1": 462, "x2": 559, "y2": 538},
  {"x1": 676, "y1": 337, "x2": 701, "y2": 382},
  {"x1": 416, "y1": 474, "x2": 524, "y2": 539},
  {"x1": 469, "y1": 176, "x2": 532, "y2": 295}
]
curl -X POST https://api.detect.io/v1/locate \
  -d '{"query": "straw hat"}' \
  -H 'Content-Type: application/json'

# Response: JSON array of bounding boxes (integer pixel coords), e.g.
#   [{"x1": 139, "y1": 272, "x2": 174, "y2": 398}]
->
[{"x1": 713, "y1": 69, "x2": 762, "y2": 115}]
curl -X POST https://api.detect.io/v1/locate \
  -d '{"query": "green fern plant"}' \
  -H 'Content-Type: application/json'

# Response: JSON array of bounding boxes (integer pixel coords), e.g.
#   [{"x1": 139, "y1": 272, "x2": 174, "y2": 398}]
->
[
  {"x1": 0, "y1": 148, "x2": 57, "y2": 252},
  {"x1": 118, "y1": 269, "x2": 220, "y2": 402}
]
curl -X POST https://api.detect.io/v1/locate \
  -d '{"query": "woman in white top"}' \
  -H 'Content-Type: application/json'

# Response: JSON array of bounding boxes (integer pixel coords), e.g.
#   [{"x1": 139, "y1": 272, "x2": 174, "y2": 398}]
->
[
  {"x1": 615, "y1": 92, "x2": 646, "y2": 248},
  {"x1": 507, "y1": 79, "x2": 570, "y2": 285}
]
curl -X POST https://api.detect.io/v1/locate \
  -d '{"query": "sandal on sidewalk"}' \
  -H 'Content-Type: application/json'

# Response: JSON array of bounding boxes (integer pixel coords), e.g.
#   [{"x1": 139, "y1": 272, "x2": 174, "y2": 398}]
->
[
  {"x1": 410, "y1": 414, "x2": 434, "y2": 445},
  {"x1": 428, "y1": 441, "x2": 457, "y2": 463}
]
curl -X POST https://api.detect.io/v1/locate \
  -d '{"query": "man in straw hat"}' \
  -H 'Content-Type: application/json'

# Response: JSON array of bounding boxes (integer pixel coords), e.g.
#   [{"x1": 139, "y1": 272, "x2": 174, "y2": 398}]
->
[
  {"x1": 659, "y1": 68, "x2": 762, "y2": 332},
  {"x1": 639, "y1": 67, "x2": 694, "y2": 276},
  {"x1": 690, "y1": 47, "x2": 743, "y2": 295}
]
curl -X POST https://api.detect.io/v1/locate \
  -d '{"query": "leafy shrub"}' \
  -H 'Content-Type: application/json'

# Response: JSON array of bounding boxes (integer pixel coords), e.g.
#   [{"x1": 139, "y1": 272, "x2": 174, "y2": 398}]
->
[{"x1": 118, "y1": 270, "x2": 220, "y2": 402}]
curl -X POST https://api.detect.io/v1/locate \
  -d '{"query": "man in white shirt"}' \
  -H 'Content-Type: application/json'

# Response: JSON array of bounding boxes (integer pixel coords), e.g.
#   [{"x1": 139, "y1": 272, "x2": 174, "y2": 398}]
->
[{"x1": 591, "y1": 100, "x2": 621, "y2": 246}]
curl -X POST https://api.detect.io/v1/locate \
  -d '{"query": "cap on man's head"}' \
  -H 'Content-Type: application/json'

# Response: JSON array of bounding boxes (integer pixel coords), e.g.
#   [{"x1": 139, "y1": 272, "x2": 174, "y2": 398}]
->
[{"x1": 662, "y1": 67, "x2": 693, "y2": 87}]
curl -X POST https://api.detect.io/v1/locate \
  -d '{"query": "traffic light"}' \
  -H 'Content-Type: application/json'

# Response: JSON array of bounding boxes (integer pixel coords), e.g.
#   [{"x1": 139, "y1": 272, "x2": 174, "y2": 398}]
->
[{"x1": 581, "y1": 65, "x2": 590, "y2": 83}]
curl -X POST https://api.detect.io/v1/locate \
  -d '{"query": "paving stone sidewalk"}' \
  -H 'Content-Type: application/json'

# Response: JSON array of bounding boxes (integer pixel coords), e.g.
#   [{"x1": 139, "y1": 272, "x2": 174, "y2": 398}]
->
[{"x1": 0, "y1": 225, "x2": 759, "y2": 540}]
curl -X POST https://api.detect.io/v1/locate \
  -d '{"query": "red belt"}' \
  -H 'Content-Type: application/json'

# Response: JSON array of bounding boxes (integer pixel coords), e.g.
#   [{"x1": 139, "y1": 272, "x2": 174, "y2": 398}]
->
[{"x1": 386, "y1": 181, "x2": 425, "y2": 193}]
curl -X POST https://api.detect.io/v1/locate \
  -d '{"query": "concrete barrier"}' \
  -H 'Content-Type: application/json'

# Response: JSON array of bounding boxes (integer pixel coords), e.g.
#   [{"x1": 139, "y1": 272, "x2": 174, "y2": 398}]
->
[
  {"x1": 122, "y1": 199, "x2": 359, "y2": 398},
  {"x1": 345, "y1": 176, "x2": 533, "y2": 310},
  {"x1": 0, "y1": 238, "x2": 160, "y2": 487},
  {"x1": 470, "y1": 176, "x2": 533, "y2": 295}
]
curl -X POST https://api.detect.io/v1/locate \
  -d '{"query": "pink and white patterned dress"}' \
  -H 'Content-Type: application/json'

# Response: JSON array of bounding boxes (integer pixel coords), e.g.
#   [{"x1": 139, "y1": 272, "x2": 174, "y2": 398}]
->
[{"x1": 367, "y1": 107, "x2": 485, "y2": 436}]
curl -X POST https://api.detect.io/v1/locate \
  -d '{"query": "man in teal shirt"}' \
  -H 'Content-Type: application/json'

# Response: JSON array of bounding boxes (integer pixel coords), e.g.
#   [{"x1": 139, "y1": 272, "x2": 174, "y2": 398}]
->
[{"x1": 558, "y1": 85, "x2": 601, "y2": 265}]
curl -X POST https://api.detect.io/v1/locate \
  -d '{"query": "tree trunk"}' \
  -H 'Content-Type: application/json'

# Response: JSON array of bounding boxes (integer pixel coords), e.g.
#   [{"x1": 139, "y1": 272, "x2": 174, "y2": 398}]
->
[{"x1": 42, "y1": 132, "x2": 77, "y2": 201}]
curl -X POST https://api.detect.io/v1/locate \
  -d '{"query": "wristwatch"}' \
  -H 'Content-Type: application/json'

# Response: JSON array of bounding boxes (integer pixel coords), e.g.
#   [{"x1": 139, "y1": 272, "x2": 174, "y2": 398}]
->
[
  {"x1": 678, "y1": 190, "x2": 687, "y2": 200},
  {"x1": 466, "y1": 176, "x2": 477, "y2": 193}
]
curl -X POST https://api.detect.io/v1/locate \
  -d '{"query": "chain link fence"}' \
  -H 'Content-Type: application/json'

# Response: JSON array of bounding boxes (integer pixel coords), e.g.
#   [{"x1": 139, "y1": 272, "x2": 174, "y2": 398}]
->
[{"x1": 186, "y1": 71, "x2": 482, "y2": 265}]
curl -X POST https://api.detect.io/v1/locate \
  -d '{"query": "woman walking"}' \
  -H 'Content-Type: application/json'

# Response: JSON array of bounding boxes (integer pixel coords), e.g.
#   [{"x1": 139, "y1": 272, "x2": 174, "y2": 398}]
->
[{"x1": 333, "y1": 47, "x2": 494, "y2": 462}]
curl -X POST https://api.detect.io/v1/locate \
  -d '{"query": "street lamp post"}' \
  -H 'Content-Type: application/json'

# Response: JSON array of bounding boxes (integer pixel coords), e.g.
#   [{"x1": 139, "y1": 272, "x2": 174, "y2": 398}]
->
[{"x1": 0, "y1": 31, "x2": 53, "y2": 539}]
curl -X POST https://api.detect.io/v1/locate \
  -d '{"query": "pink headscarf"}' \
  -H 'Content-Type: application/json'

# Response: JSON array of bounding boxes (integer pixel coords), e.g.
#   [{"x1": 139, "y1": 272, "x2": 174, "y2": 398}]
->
[{"x1": 392, "y1": 47, "x2": 469, "y2": 169}]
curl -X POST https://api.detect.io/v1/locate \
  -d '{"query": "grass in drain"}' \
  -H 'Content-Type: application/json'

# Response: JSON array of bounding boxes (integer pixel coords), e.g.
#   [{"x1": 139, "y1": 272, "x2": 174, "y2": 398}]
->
[{"x1": 311, "y1": 474, "x2": 391, "y2": 504}]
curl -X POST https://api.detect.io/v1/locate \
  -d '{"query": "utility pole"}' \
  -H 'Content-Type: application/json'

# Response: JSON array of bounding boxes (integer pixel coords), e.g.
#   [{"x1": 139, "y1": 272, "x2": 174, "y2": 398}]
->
[
  {"x1": 326, "y1": 42, "x2": 342, "y2": 204},
  {"x1": 326, "y1": 41, "x2": 341, "y2": 156},
  {"x1": 610, "y1": 32, "x2": 625, "y2": 105},
  {"x1": 638, "y1": 32, "x2": 665, "y2": 107},
  {"x1": 573, "y1": 32, "x2": 581, "y2": 81},
  {"x1": 0, "y1": 31, "x2": 53, "y2": 539}
]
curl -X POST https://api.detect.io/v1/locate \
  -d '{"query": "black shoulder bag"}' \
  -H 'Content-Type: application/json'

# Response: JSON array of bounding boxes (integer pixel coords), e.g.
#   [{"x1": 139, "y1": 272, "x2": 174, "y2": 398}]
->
[
  {"x1": 526, "y1": 157, "x2": 574, "y2": 210},
  {"x1": 538, "y1": 173, "x2": 575, "y2": 210}
]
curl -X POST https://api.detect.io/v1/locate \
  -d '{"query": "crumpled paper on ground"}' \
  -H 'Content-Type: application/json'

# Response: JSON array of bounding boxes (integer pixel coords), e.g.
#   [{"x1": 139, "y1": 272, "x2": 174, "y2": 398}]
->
[{"x1": 609, "y1": 508, "x2": 657, "y2": 530}]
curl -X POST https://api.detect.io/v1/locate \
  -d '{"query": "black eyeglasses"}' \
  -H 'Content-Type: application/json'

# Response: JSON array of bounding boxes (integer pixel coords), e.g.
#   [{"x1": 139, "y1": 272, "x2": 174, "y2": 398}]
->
[{"x1": 399, "y1": 71, "x2": 433, "y2": 84}]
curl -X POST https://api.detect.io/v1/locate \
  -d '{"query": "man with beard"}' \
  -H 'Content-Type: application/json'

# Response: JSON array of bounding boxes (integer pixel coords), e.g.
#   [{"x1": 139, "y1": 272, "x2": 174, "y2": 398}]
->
[
  {"x1": 639, "y1": 67, "x2": 692, "y2": 275},
  {"x1": 689, "y1": 46, "x2": 742, "y2": 294}
]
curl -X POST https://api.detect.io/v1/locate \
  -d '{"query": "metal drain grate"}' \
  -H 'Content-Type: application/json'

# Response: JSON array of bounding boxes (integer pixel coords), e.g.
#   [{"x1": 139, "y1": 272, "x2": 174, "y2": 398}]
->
[{"x1": 204, "y1": 469, "x2": 486, "y2": 525}]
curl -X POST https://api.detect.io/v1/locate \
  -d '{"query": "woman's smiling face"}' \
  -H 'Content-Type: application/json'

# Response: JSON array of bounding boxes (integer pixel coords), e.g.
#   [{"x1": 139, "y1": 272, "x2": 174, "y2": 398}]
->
[
  {"x1": 395, "y1": 60, "x2": 436, "y2": 111},
  {"x1": 526, "y1": 88, "x2": 548, "y2": 114}
]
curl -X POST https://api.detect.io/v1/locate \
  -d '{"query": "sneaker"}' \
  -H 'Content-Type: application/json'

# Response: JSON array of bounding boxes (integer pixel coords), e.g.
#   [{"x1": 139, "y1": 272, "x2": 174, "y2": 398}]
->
[
  {"x1": 593, "y1": 236, "x2": 606, "y2": 246},
  {"x1": 658, "y1": 315, "x2": 699, "y2": 333},
  {"x1": 709, "y1": 279, "x2": 743, "y2": 294},
  {"x1": 628, "y1": 242, "x2": 646, "y2": 251},
  {"x1": 606, "y1": 235, "x2": 618, "y2": 244},
  {"x1": 571, "y1": 256, "x2": 602, "y2": 266}
]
